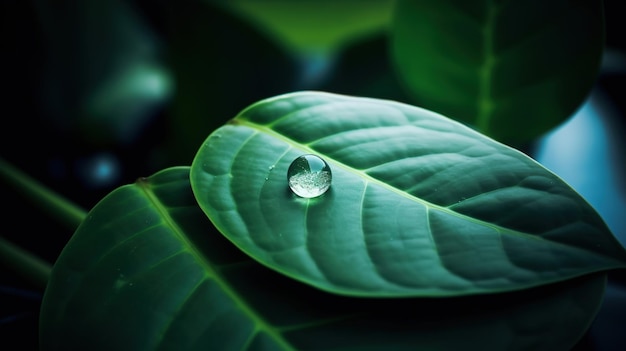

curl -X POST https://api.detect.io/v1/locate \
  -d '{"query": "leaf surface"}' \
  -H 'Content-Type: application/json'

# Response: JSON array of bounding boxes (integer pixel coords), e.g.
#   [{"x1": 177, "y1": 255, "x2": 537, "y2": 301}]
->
[
  {"x1": 390, "y1": 0, "x2": 604, "y2": 143},
  {"x1": 190, "y1": 91, "x2": 626, "y2": 297},
  {"x1": 39, "y1": 167, "x2": 609, "y2": 350}
]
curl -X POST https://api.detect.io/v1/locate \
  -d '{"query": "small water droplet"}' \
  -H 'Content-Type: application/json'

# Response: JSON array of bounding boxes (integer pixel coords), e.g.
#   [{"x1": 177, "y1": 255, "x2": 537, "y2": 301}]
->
[
  {"x1": 287, "y1": 154, "x2": 332, "y2": 198},
  {"x1": 269, "y1": 165, "x2": 275, "y2": 171}
]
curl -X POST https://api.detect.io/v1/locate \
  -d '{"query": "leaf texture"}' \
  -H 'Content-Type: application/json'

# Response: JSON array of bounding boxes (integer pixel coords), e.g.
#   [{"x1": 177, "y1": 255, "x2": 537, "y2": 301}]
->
[
  {"x1": 40, "y1": 167, "x2": 609, "y2": 350},
  {"x1": 190, "y1": 91, "x2": 626, "y2": 297}
]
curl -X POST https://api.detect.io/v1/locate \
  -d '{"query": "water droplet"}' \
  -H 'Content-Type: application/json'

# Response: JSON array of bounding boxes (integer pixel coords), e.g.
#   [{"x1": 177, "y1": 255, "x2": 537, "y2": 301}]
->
[{"x1": 287, "y1": 154, "x2": 332, "y2": 198}]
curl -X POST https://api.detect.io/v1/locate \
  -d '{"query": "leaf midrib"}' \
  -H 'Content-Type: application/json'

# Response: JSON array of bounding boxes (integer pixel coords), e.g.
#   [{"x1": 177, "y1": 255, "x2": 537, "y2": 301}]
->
[
  {"x1": 137, "y1": 177, "x2": 297, "y2": 351},
  {"x1": 234, "y1": 117, "x2": 555, "y2": 244}
]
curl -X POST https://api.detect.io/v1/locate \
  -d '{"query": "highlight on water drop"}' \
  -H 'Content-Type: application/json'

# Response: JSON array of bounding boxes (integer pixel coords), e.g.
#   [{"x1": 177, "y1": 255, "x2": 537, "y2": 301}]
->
[{"x1": 287, "y1": 154, "x2": 332, "y2": 198}]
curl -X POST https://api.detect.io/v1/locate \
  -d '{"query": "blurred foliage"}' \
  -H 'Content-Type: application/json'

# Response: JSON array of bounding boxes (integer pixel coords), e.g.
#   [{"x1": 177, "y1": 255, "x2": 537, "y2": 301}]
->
[
  {"x1": 142, "y1": 0, "x2": 299, "y2": 166},
  {"x1": 33, "y1": 0, "x2": 171, "y2": 146},
  {"x1": 0, "y1": 0, "x2": 616, "y2": 192},
  {"x1": 390, "y1": 0, "x2": 604, "y2": 145},
  {"x1": 0, "y1": 0, "x2": 408, "y2": 205},
  {"x1": 218, "y1": 0, "x2": 395, "y2": 56}
]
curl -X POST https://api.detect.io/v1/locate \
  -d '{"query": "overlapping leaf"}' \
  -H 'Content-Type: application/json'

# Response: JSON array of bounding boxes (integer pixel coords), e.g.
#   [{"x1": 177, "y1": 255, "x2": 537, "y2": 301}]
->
[
  {"x1": 39, "y1": 167, "x2": 609, "y2": 350},
  {"x1": 390, "y1": 0, "x2": 604, "y2": 143},
  {"x1": 190, "y1": 91, "x2": 626, "y2": 297}
]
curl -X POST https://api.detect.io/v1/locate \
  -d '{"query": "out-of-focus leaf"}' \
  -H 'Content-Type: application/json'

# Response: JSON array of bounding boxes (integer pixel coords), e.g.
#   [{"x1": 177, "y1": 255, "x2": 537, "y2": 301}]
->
[
  {"x1": 390, "y1": 0, "x2": 604, "y2": 144},
  {"x1": 34, "y1": 0, "x2": 171, "y2": 145},
  {"x1": 147, "y1": 0, "x2": 298, "y2": 166},
  {"x1": 317, "y1": 33, "x2": 412, "y2": 103},
  {"x1": 39, "y1": 166, "x2": 609, "y2": 350},
  {"x1": 84, "y1": 63, "x2": 172, "y2": 144},
  {"x1": 219, "y1": 0, "x2": 395, "y2": 55}
]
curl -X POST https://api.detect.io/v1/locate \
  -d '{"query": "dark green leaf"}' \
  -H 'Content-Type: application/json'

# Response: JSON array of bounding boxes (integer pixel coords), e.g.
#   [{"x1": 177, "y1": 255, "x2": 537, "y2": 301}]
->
[
  {"x1": 390, "y1": 0, "x2": 604, "y2": 144},
  {"x1": 154, "y1": 0, "x2": 298, "y2": 165},
  {"x1": 317, "y1": 33, "x2": 413, "y2": 103},
  {"x1": 39, "y1": 166, "x2": 609, "y2": 350},
  {"x1": 190, "y1": 91, "x2": 626, "y2": 297},
  {"x1": 219, "y1": 0, "x2": 395, "y2": 55}
]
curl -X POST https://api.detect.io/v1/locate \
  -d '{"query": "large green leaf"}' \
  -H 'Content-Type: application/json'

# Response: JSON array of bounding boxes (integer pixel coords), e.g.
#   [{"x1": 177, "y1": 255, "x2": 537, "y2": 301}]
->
[
  {"x1": 190, "y1": 91, "x2": 626, "y2": 297},
  {"x1": 39, "y1": 166, "x2": 609, "y2": 350},
  {"x1": 389, "y1": 0, "x2": 604, "y2": 144}
]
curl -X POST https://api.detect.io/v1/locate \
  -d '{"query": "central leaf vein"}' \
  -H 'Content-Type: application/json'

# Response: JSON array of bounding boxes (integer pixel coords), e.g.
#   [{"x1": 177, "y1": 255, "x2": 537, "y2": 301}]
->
[
  {"x1": 235, "y1": 118, "x2": 544, "y2": 243},
  {"x1": 138, "y1": 179, "x2": 296, "y2": 351}
]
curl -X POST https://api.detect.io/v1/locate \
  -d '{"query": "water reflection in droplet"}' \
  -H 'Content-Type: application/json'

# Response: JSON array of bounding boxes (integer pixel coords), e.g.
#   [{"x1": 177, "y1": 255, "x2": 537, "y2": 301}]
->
[{"x1": 287, "y1": 154, "x2": 332, "y2": 198}]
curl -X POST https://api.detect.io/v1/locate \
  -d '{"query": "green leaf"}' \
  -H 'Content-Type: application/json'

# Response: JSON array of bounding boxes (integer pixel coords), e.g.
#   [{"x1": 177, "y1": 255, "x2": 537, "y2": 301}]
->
[
  {"x1": 39, "y1": 166, "x2": 609, "y2": 350},
  {"x1": 389, "y1": 0, "x2": 604, "y2": 144},
  {"x1": 190, "y1": 91, "x2": 626, "y2": 297},
  {"x1": 318, "y1": 33, "x2": 413, "y2": 103},
  {"x1": 156, "y1": 0, "x2": 298, "y2": 165},
  {"x1": 219, "y1": 0, "x2": 396, "y2": 55}
]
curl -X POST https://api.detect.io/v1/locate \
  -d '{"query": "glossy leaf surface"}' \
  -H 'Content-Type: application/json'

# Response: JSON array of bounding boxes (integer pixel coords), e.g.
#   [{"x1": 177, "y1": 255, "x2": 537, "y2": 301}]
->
[
  {"x1": 191, "y1": 91, "x2": 626, "y2": 297},
  {"x1": 390, "y1": 0, "x2": 604, "y2": 143},
  {"x1": 39, "y1": 167, "x2": 608, "y2": 350}
]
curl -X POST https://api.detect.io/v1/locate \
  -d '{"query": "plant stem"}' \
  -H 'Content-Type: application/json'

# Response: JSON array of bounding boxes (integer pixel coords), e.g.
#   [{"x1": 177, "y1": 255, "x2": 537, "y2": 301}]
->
[
  {"x1": 0, "y1": 157, "x2": 86, "y2": 229},
  {"x1": 0, "y1": 157, "x2": 88, "y2": 287},
  {"x1": 0, "y1": 236, "x2": 52, "y2": 290}
]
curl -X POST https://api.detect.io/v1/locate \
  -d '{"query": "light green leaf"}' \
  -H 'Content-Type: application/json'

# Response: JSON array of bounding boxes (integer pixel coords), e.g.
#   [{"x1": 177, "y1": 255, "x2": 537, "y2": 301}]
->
[
  {"x1": 390, "y1": 0, "x2": 604, "y2": 144},
  {"x1": 39, "y1": 166, "x2": 609, "y2": 350},
  {"x1": 190, "y1": 91, "x2": 626, "y2": 297}
]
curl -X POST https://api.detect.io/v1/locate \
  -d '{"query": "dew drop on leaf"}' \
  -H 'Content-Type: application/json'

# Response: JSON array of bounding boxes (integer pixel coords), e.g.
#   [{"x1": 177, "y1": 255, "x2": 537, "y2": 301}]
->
[{"x1": 287, "y1": 154, "x2": 332, "y2": 198}]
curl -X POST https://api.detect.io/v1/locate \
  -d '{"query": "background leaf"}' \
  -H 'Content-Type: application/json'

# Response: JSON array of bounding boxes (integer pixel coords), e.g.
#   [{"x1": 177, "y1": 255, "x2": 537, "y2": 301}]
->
[
  {"x1": 219, "y1": 0, "x2": 396, "y2": 56},
  {"x1": 317, "y1": 33, "x2": 413, "y2": 103},
  {"x1": 39, "y1": 166, "x2": 609, "y2": 351},
  {"x1": 144, "y1": 0, "x2": 299, "y2": 166},
  {"x1": 190, "y1": 91, "x2": 626, "y2": 297},
  {"x1": 390, "y1": 0, "x2": 604, "y2": 144},
  {"x1": 34, "y1": 0, "x2": 172, "y2": 145}
]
